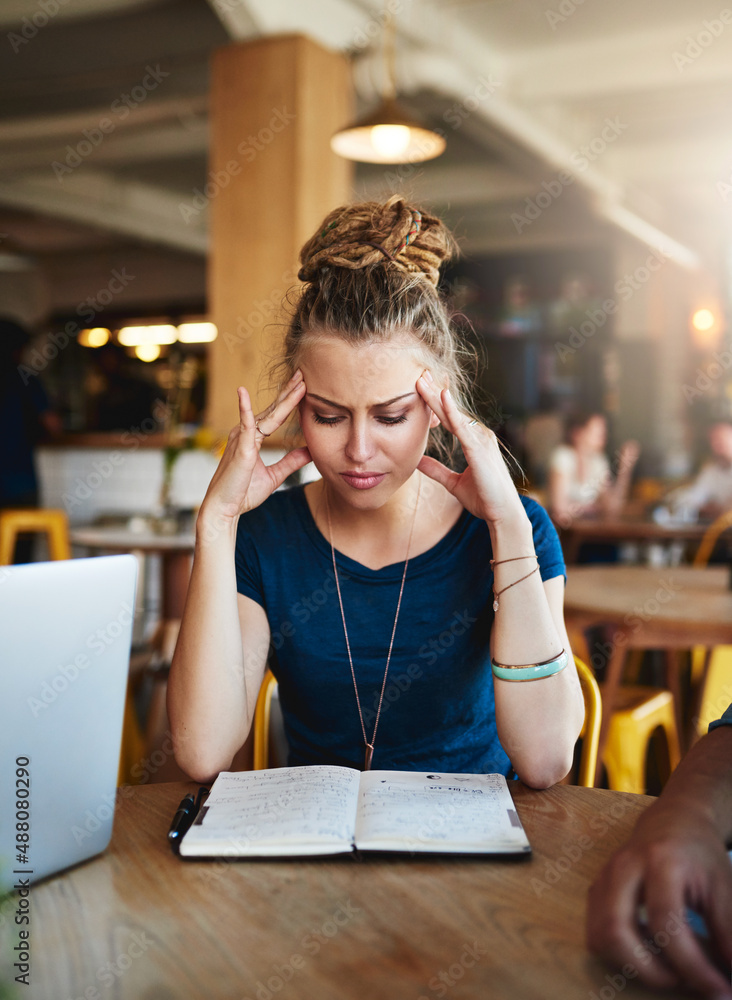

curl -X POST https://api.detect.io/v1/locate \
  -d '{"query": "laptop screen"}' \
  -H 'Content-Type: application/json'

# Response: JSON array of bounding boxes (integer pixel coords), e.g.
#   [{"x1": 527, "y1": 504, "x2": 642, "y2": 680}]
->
[{"x1": 0, "y1": 554, "x2": 137, "y2": 891}]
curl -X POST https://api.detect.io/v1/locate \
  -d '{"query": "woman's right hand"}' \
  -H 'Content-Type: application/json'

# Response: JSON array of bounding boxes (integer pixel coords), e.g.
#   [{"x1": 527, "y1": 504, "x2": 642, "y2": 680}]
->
[{"x1": 198, "y1": 370, "x2": 310, "y2": 526}]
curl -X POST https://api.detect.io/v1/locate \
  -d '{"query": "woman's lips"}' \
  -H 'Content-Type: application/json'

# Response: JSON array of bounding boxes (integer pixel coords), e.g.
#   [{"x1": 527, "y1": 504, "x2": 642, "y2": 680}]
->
[{"x1": 339, "y1": 472, "x2": 386, "y2": 490}]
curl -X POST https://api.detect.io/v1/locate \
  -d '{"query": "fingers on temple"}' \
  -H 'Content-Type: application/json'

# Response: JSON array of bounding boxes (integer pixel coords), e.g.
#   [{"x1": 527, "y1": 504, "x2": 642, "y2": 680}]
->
[
  {"x1": 266, "y1": 375, "x2": 306, "y2": 425},
  {"x1": 237, "y1": 387, "x2": 255, "y2": 432}
]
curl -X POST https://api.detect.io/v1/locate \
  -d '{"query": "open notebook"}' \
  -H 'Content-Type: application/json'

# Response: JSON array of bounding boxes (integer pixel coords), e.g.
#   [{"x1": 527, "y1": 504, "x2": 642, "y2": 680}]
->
[{"x1": 178, "y1": 765, "x2": 531, "y2": 858}]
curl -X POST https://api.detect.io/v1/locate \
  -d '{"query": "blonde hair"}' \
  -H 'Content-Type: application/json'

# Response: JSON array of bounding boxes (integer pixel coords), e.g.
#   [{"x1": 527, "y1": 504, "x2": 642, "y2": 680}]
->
[{"x1": 271, "y1": 195, "x2": 479, "y2": 464}]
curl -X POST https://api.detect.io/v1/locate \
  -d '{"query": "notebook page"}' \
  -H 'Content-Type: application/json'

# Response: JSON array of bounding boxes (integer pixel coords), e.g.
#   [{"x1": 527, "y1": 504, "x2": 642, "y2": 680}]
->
[
  {"x1": 180, "y1": 765, "x2": 360, "y2": 857},
  {"x1": 353, "y1": 771, "x2": 531, "y2": 854}
]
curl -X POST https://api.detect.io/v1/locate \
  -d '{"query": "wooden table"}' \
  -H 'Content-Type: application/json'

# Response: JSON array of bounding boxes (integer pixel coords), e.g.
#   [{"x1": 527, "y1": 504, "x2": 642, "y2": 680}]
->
[
  {"x1": 0, "y1": 781, "x2": 694, "y2": 1000},
  {"x1": 565, "y1": 565, "x2": 732, "y2": 766},
  {"x1": 560, "y1": 516, "x2": 708, "y2": 564}
]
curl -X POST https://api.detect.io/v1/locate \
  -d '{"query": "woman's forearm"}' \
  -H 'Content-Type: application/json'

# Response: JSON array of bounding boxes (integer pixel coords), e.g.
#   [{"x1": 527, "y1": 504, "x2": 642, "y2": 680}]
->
[
  {"x1": 167, "y1": 514, "x2": 254, "y2": 780},
  {"x1": 489, "y1": 510, "x2": 584, "y2": 787}
]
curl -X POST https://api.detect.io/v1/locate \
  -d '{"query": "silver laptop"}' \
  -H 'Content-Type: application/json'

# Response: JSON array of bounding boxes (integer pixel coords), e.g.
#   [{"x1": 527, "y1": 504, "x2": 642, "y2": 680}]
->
[{"x1": 0, "y1": 554, "x2": 137, "y2": 892}]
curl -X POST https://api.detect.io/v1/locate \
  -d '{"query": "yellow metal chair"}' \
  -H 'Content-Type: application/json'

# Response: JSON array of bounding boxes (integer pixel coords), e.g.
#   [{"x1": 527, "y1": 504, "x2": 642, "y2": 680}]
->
[
  {"x1": 568, "y1": 623, "x2": 680, "y2": 792},
  {"x1": 0, "y1": 507, "x2": 71, "y2": 563},
  {"x1": 254, "y1": 660, "x2": 603, "y2": 787},
  {"x1": 602, "y1": 686, "x2": 681, "y2": 794},
  {"x1": 574, "y1": 655, "x2": 602, "y2": 788},
  {"x1": 689, "y1": 509, "x2": 732, "y2": 738},
  {"x1": 253, "y1": 668, "x2": 279, "y2": 770},
  {"x1": 692, "y1": 508, "x2": 732, "y2": 568}
]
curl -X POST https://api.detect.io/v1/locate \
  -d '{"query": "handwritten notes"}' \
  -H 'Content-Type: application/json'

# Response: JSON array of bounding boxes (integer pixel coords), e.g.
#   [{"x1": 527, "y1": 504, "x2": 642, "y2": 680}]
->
[
  {"x1": 354, "y1": 771, "x2": 530, "y2": 854},
  {"x1": 179, "y1": 767, "x2": 530, "y2": 858},
  {"x1": 180, "y1": 766, "x2": 360, "y2": 857}
]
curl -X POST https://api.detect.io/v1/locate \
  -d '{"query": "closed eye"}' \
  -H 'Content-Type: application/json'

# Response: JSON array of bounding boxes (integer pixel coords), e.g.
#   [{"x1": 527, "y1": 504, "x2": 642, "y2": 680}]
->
[
  {"x1": 312, "y1": 414, "x2": 343, "y2": 426},
  {"x1": 312, "y1": 413, "x2": 408, "y2": 426}
]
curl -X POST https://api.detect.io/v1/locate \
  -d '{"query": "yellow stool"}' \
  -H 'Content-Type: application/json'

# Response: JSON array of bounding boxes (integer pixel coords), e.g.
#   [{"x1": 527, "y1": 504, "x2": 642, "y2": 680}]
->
[
  {"x1": 603, "y1": 686, "x2": 681, "y2": 794},
  {"x1": 0, "y1": 508, "x2": 71, "y2": 563},
  {"x1": 691, "y1": 646, "x2": 732, "y2": 738}
]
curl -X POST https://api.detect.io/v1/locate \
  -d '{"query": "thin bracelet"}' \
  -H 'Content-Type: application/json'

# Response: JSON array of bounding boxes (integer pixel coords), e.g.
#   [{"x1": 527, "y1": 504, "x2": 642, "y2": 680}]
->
[
  {"x1": 492, "y1": 565, "x2": 539, "y2": 612},
  {"x1": 490, "y1": 555, "x2": 537, "y2": 569},
  {"x1": 491, "y1": 649, "x2": 568, "y2": 682}
]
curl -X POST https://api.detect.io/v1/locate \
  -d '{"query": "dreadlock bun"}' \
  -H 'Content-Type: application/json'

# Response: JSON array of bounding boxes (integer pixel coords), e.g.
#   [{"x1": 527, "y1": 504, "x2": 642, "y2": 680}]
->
[{"x1": 297, "y1": 194, "x2": 457, "y2": 289}]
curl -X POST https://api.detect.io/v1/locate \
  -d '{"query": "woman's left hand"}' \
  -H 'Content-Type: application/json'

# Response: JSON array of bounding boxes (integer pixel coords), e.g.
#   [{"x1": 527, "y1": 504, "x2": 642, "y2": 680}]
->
[{"x1": 416, "y1": 371, "x2": 526, "y2": 528}]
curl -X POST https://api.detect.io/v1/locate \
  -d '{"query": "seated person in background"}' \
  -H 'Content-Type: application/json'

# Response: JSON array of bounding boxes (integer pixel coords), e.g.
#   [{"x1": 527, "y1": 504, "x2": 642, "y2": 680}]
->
[
  {"x1": 587, "y1": 704, "x2": 732, "y2": 999},
  {"x1": 548, "y1": 411, "x2": 639, "y2": 527},
  {"x1": 668, "y1": 421, "x2": 732, "y2": 521}
]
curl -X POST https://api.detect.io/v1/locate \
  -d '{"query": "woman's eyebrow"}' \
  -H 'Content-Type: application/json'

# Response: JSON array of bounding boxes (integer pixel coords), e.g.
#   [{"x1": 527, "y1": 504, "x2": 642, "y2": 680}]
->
[{"x1": 305, "y1": 392, "x2": 417, "y2": 409}]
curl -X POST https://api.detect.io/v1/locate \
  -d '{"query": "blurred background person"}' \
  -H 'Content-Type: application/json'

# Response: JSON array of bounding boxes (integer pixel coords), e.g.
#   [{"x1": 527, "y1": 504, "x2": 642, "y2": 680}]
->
[
  {"x1": 667, "y1": 420, "x2": 732, "y2": 521},
  {"x1": 548, "y1": 411, "x2": 639, "y2": 528},
  {"x1": 0, "y1": 318, "x2": 61, "y2": 562}
]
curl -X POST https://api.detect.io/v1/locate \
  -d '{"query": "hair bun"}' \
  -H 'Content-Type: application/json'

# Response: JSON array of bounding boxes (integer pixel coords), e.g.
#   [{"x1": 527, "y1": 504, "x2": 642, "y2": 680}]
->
[{"x1": 298, "y1": 195, "x2": 457, "y2": 288}]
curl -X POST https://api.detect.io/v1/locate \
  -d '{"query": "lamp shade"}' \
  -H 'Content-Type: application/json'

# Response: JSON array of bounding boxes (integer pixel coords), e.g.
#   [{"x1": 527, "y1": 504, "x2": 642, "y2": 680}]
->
[{"x1": 330, "y1": 99, "x2": 445, "y2": 164}]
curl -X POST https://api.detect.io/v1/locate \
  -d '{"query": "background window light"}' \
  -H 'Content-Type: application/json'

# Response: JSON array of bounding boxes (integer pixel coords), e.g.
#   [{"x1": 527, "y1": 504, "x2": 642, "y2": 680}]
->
[
  {"x1": 78, "y1": 327, "x2": 110, "y2": 348},
  {"x1": 117, "y1": 324, "x2": 178, "y2": 347},
  {"x1": 177, "y1": 321, "x2": 217, "y2": 343}
]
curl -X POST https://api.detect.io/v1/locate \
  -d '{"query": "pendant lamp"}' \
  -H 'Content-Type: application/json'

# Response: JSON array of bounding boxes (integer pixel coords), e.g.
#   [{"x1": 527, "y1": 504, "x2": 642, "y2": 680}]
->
[{"x1": 331, "y1": 15, "x2": 445, "y2": 165}]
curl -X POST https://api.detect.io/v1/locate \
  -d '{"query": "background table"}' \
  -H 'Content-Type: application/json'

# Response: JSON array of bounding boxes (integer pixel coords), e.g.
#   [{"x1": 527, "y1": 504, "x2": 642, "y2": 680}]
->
[
  {"x1": 565, "y1": 565, "x2": 732, "y2": 765},
  {"x1": 4, "y1": 781, "x2": 695, "y2": 1000},
  {"x1": 559, "y1": 516, "x2": 708, "y2": 564}
]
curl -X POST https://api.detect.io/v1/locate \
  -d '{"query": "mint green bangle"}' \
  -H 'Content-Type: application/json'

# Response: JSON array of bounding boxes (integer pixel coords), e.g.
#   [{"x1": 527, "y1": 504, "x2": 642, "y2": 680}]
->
[{"x1": 491, "y1": 649, "x2": 568, "y2": 682}]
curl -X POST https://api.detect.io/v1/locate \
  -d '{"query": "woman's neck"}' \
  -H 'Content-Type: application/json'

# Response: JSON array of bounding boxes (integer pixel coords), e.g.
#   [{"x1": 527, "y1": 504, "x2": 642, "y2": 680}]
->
[
  {"x1": 305, "y1": 471, "x2": 462, "y2": 570},
  {"x1": 315, "y1": 472, "x2": 422, "y2": 540}
]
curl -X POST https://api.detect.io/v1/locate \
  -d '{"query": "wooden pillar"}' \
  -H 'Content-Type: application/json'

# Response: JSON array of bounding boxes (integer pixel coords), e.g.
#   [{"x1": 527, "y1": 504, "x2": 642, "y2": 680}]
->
[{"x1": 207, "y1": 35, "x2": 353, "y2": 439}]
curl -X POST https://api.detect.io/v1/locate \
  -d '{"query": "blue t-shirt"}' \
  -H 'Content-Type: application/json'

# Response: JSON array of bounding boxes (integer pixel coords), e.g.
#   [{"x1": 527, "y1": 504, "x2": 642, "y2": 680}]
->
[
  {"x1": 235, "y1": 485, "x2": 565, "y2": 774},
  {"x1": 709, "y1": 703, "x2": 732, "y2": 732}
]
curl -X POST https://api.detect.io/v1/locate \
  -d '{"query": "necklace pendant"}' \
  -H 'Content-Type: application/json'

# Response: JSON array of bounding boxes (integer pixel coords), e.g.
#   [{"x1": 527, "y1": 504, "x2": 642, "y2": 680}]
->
[
  {"x1": 364, "y1": 744, "x2": 374, "y2": 771},
  {"x1": 493, "y1": 598, "x2": 499, "y2": 612}
]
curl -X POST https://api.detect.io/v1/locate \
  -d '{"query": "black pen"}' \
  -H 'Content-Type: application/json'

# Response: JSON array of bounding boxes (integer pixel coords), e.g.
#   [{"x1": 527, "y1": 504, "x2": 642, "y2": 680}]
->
[
  {"x1": 168, "y1": 793, "x2": 197, "y2": 853},
  {"x1": 168, "y1": 788, "x2": 210, "y2": 854}
]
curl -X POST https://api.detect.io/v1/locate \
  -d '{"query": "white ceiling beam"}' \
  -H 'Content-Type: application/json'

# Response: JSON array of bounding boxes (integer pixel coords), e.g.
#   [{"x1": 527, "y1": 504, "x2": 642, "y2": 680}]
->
[
  {"x1": 0, "y1": 122, "x2": 209, "y2": 175},
  {"x1": 0, "y1": 0, "x2": 159, "y2": 29},
  {"x1": 207, "y1": 0, "x2": 365, "y2": 50},
  {"x1": 0, "y1": 170, "x2": 207, "y2": 255},
  {"x1": 0, "y1": 96, "x2": 208, "y2": 144},
  {"x1": 510, "y1": 24, "x2": 732, "y2": 103},
  {"x1": 603, "y1": 137, "x2": 732, "y2": 184}
]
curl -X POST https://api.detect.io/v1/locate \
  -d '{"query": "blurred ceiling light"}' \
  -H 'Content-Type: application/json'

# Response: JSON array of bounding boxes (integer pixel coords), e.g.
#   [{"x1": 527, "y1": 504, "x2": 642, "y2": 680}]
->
[
  {"x1": 691, "y1": 308, "x2": 715, "y2": 332},
  {"x1": 177, "y1": 321, "x2": 218, "y2": 343},
  {"x1": 78, "y1": 327, "x2": 110, "y2": 348},
  {"x1": 331, "y1": 15, "x2": 445, "y2": 165},
  {"x1": 690, "y1": 306, "x2": 722, "y2": 348},
  {"x1": 331, "y1": 101, "x2": 445, "y2": 163},
  {"x1": 134, "y1": 343, "x2": 161, "y2": 362},
  {"x1": 118, "y1": 324, "x2": 177, "y2": 347}
]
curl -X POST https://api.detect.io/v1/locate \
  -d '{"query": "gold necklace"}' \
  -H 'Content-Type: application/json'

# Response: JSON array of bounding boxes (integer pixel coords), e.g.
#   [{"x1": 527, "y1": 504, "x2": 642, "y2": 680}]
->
[{"x1": 325, "y1": 478, "x2": 421, "y2": 771}]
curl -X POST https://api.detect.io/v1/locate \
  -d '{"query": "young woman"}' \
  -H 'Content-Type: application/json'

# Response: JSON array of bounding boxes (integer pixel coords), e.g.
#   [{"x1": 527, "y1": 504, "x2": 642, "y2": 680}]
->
[
  {"x1": 548, "y1": 411, "x2": 639, "y2": 527},
  {"x1": 168, "y1": 196, "x2": 584, "y2": 787}
]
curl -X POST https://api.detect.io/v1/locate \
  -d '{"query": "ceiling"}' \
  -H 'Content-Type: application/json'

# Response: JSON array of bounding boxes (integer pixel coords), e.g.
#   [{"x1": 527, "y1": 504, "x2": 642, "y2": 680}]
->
[{"x1": 3, "y1": 0, "x2": 732, "y2": 321}]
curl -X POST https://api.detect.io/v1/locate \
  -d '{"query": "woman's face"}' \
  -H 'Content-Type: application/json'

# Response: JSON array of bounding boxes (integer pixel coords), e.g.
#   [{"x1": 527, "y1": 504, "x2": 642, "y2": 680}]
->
[
  {"x1": 297, "y1": 335, "x2": 440, "y2": 509},
  {"x1": 574, "y1": 415, "x2": 607, "y2": 453}
]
